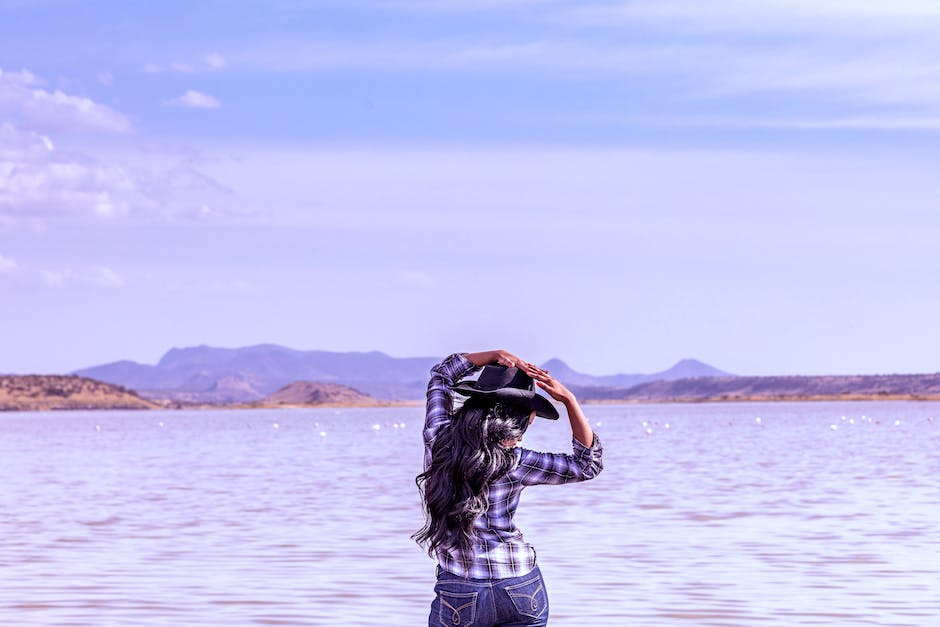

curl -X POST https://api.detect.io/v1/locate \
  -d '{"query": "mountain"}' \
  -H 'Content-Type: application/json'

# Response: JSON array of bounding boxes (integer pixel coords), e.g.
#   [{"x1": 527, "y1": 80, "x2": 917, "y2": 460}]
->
[
  {"x1": 0, "y1": 375, "x2": 159, "y2": 411},
  {"x1": 539, "y1": 357, "x2": 730, "y2": 389},
  {"x1": 73, "y1": 344, "x2": 732, "y2": 404}
]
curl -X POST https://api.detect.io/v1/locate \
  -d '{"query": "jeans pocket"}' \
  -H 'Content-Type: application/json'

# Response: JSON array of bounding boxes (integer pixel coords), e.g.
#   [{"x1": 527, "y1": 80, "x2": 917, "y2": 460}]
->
[
  {"x1": 504, "y1": 574, "x2": 548, "y2": 619},
  {"x1": 438, "y1": 590, "x2": 478, "y2": 627}
]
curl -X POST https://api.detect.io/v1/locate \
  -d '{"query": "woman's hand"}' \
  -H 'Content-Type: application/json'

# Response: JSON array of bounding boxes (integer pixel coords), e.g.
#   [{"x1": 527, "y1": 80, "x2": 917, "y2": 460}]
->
[
  {"x1": 534, "y1": 372, "x2": 575, "y2": 404},
  {"x1": 535, "y1": 372, "x2": 592, "y2": 446},
  {"x1": 464, "y1": 350, "x2": 548, "y2": 379}
]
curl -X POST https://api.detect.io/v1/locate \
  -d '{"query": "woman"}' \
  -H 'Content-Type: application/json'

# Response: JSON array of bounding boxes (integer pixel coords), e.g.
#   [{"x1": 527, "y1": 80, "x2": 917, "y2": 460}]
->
[{"x1": 415, "y1": 349, "x2": 604, "y2": 626}]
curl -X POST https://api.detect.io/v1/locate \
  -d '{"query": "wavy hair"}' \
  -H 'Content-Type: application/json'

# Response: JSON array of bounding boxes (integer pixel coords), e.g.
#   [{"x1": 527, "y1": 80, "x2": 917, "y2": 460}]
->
[{"x1": 413, "y1": 397, "x2": 532, "y2": 567}]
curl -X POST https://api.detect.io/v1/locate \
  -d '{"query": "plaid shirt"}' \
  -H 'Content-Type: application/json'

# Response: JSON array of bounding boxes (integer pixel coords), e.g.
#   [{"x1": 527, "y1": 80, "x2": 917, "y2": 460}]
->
[{"x1": 423, "y1": 353, "x2": 604, "y2": 580}]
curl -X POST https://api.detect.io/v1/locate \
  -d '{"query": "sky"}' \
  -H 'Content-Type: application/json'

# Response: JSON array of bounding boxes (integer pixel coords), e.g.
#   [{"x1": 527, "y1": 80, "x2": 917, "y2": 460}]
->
[{"x1": 1, "y1": 0, "x2": 939, "y2": 377}]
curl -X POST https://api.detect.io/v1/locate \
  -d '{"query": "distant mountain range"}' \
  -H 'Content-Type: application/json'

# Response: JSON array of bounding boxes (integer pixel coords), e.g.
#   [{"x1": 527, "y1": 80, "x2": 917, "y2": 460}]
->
[
  {"x1": 8, "y1": 346, "x2": 937, "y2": 410},
  {"x1": 73, "y1": 344, "x2": 729, "y2": 403}
]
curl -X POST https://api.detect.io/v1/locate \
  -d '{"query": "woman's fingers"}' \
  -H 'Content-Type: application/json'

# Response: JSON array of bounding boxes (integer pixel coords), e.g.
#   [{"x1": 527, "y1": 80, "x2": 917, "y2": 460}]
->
[
  {"x1": 525, "y1": 365, "x2": 550, "y2": 380},
  {"x1": 492, "y1": 351, "x2": 550, "y2": 377}
]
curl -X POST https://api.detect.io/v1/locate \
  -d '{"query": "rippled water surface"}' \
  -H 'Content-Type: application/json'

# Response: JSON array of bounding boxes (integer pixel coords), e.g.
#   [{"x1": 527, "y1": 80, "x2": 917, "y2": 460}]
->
[{"x1": 2, "y1": 402, "x2": 939, "y2": 626}]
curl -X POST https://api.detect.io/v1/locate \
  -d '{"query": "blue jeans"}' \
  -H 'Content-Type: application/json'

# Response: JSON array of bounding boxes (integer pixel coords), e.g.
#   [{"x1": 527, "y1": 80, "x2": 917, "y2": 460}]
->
[{"x1": 429, "y1": 565, "x2": 549, "y2": 626}]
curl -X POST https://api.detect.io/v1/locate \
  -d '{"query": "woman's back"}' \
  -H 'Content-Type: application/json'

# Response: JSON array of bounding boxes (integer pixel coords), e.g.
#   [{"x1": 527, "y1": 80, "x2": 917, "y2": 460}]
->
[{"x1": 416, "y1": 349, "x2": 604, "y2": 626}]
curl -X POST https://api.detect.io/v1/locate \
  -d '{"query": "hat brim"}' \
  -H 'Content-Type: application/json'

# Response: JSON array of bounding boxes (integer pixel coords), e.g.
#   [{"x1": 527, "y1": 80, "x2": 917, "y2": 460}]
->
[{"x1": 452, "y1": 384, "x2": 560, "y2": 420}]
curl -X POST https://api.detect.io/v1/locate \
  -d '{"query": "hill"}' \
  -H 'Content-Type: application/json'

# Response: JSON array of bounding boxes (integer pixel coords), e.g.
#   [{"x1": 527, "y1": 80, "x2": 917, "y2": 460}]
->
[
  {"x1": 0, "y1": 375, "x2": 159, "y2": 411},
  {"x1": 585, "y1": 373, "x2": 940, "y2": 402},
  {"x1": 259, "y1": 381, "x2": 378, "y2": 406}
]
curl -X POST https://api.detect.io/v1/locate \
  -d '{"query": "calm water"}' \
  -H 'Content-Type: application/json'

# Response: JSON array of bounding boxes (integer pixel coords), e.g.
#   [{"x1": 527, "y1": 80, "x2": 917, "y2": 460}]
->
[{"x1": 2, "y1": 402, "x2": 938, "y2": 626}]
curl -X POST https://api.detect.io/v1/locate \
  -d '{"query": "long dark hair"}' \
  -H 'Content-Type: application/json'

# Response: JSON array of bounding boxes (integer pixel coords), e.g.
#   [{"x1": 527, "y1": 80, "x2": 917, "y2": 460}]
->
[{"x1": 413, "y1": 396, "x2": 532, "y2": 567}]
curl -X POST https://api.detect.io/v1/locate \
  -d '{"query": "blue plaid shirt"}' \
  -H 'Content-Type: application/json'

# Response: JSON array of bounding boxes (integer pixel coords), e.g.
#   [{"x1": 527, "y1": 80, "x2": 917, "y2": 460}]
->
[{"x1": 423, "y1": 353, "x2": 604, "y2": 580}]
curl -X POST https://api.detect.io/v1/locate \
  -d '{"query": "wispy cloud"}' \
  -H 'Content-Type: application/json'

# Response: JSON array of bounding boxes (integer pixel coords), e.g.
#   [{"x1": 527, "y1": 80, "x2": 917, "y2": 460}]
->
[
  {"x1": 234, "y1": 35, "x2": 940, "y2": 104},
  {"x1": 560, "y1": 0, "x2": 940, "y2": 31},
  {"x1": 583, "y1": 113, "x2": 940, "y2": 132},
  {"x1": 232, "y1": 1, "x2": 940, "y2": 115},
  {"x1": 380, "y1": 0, "x2": 565, "y2": 11},
  {"x1": 166, "y1": 90, "x2": 221, "y2": 109},
  {"x1": 235, "y1": 38, "x2": 683, "y2": 74},
  {"x1": 554, "y1": 1, "x2": 940, "y2": 106},
  {"x1": 0, "y1": 67, "x2": 132, "y2": 133},
  {"x1": 90, "y1": 265, "x2": 125, "y2": 288},
  {"x1": 145, "y1": 52, "x2": 227, "y2": 74},
  {"x1": 38, "y1": 266, "x2": 125, "y2": 289},
  {"x1": 39, "y1": 268, "x2": 71, "y2": 288}
]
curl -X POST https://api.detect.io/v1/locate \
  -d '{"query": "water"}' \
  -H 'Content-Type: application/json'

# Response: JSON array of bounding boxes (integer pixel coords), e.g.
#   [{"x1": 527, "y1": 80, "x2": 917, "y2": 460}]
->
[{"x1": 2, "y1": 402, "x2": 938, "y2": 626}]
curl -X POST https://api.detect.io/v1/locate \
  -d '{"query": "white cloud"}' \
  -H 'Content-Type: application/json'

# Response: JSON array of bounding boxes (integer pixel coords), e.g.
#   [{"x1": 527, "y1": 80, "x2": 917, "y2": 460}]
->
[
  {"x1": 0, "y1": 66, "x2": 132, "y2": 134},
  {"x1": 166, "y1": 90, "x2": 221, "y2": 109},
  {"x1": 0, "y1": 253, "x2": 18, "y2": 273},
  {"x1": 0, "y1": 123, "x2": 140, "y2": 218}
]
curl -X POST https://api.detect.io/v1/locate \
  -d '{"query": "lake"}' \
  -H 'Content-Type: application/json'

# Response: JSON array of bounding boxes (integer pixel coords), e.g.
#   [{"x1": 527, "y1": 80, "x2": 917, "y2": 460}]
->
[{"x1": 1, "y1": 401, "x2": 938, "y2": 626}]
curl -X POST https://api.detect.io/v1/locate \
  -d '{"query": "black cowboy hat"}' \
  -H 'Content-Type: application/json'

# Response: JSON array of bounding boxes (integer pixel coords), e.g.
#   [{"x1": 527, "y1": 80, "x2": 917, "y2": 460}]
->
[{"x1": 453, "y1": 365, "x2": 559, "y2": 420}]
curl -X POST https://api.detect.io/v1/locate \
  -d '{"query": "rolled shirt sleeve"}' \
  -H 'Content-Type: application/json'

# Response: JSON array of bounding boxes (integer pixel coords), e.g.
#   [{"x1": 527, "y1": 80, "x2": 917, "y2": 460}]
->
[{"x1": 516, "y1": 434, "x2": 604, "y2": 486}]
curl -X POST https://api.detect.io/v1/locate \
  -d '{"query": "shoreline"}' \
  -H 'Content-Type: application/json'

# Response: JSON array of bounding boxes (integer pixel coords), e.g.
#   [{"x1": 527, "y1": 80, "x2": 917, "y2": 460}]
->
[
  {"x1": 582, "y1": 393, "x2": 940, "y2": 404},
  {"x1": 0, "y1": 400, "x2": 425, "y2": 412},
  {"x1": 7, "y1": 395, "x2": 940, "y2": 412}
]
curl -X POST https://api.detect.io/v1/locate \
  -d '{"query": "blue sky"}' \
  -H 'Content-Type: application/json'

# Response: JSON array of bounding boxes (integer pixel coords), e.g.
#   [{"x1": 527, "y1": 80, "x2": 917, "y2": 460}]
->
[{"x1": 2, "y1": 0, "x2": 939, "y2": 376}]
